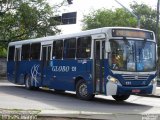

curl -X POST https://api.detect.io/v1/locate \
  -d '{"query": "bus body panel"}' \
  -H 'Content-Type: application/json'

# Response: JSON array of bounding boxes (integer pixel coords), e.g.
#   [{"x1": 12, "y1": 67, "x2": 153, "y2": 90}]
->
[
  {"x1": 48, "y1": 59, "x2": 93, "y2": 91},
  {"x1": 7, "y1": 61, "x2": 15, "y2": 83}
]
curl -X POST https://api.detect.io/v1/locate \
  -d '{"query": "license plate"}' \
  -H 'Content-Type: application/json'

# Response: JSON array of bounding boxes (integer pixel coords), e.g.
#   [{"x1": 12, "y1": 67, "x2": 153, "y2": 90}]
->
[{"x1": 132, "y1": 89, "x2": 141, "y2": 93}]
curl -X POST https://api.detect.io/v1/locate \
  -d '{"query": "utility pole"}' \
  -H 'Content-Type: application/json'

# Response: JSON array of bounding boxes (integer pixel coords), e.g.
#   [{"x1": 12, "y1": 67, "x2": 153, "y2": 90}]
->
[
  {"x1": 114, "y1": 0, "x2": 140, "y2": 28},
  {"x1": 156, "y1": 0, "x2": 160, "y2": 43},
  {"x1": 156, "y1": 0, "x2": 160, "y2": 79}
]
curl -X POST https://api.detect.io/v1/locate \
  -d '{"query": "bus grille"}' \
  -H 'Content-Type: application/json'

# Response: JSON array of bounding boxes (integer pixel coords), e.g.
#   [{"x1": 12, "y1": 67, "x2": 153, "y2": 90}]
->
[{"x1": 122, "y1": 74, "x2": 149, "y2": 80}]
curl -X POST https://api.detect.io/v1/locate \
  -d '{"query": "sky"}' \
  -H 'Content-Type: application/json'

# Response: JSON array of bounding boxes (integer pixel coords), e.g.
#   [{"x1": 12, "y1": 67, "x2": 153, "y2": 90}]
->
[{"x1": 47, "y1": 0, "x2": 158, "y2": 34}]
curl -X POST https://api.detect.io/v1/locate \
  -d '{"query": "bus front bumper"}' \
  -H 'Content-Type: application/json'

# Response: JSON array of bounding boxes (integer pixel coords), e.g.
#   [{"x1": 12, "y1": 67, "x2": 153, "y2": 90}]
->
[{"x1": 106, "y1": 81, "x2": 157, "y2": 96}]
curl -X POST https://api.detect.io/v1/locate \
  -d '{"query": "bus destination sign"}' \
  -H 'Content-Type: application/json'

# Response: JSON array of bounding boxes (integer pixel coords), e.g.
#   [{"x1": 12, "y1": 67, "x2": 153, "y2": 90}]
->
[{"x1": 112, "y1": 29, "x2": 154, "y2": 40}]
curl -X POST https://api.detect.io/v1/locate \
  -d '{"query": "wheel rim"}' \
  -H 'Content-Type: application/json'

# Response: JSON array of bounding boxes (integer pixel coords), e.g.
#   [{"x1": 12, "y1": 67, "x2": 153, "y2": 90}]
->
[
  {"x1": 26, "y1": 77, "x2": 30, "y2": 88},
  {"x1": 79, "y1": 83, "x2": 88, "y2": 97}
]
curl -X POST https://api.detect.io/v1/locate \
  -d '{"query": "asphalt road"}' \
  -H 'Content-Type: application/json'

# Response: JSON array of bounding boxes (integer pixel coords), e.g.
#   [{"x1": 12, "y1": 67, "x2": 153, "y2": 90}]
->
[{"x1": 0, "y1": 80, "x2": 160, "y2": 120}]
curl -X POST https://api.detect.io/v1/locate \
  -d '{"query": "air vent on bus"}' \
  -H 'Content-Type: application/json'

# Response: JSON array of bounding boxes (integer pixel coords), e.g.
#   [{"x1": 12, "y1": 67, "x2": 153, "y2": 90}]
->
[{"x1": 122, "y1": 74, "x2": 149, "y2": 80}]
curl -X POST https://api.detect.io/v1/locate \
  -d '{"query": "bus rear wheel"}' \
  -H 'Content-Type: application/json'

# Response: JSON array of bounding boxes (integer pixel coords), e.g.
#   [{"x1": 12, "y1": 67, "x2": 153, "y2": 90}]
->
[
  {"x1": 112, "y1": 95, "x2": 130, "y2": 101},
  {"x1": 25, "y1": 76, "x2": 39, "y2": 90},
  {"x1": 76, "y1": 80, "x2": 94, "y2": 100},
  {"x1": 25, "y1": 76, "x2": 33, "y2": 90}
]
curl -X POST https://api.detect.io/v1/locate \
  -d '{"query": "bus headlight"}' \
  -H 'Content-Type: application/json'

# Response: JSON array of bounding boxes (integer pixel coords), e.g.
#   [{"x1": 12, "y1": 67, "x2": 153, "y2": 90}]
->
[
  {"x1": 107, "y1": 75, "x2": 118, "y2": 84},
  {"x1": 150, "y1": 78, "x2": 157, "y2": 85}
]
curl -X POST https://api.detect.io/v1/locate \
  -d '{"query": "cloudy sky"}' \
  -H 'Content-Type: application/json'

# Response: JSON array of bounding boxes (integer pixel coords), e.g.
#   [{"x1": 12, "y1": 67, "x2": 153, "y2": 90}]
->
[{"x1": 47, "y1": 0, "x2": 158, "y2": 34}]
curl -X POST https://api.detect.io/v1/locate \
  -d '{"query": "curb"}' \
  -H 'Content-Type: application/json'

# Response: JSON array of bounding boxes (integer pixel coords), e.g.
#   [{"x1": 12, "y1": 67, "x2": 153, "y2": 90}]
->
[
  {"x1": 0, "y1": 109, "x2": 160, "y2": 120},
  {"x1": 38, "y1": 110, "x2": 114, "y2": 120}
]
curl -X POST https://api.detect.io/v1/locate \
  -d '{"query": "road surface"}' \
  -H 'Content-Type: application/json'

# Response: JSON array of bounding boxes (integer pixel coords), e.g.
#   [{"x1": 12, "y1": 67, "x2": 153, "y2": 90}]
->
[{"x1": 0, "y1": 80, "x2": 160, "y2": 120}]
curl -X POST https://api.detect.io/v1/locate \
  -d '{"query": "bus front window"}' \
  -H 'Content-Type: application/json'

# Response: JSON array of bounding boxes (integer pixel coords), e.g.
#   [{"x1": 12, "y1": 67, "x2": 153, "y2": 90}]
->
[{"x1": 109, "y1": 39, "x2": 156, "y2": 72}]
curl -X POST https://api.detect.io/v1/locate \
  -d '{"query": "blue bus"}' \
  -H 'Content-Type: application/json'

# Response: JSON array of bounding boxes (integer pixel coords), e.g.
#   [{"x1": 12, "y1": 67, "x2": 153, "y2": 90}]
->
[{"x1": 7, "y1": 27, "x2": 157, "y2": 101}]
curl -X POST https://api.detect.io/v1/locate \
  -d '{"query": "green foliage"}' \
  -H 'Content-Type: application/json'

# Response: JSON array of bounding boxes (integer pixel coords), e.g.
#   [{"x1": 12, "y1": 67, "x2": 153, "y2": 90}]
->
[
  {"x1": 82, "y1": 2, "x2": 158, "y2": 33},
  {"x1": 0, "y1": 47, "x2": 7, "y2": 58},
  {"x1": 0, "y1": 0, "x2": 63, "y2": 57},
  {"x1": 0, "y1": 0, "x2": 61, "y2": 44},
  {"x1": 82, "y1": 8, "x2": 137, "y2": 30},
  {"x1": 130, "y1": 2, "x2": 157, "y2": 32}
]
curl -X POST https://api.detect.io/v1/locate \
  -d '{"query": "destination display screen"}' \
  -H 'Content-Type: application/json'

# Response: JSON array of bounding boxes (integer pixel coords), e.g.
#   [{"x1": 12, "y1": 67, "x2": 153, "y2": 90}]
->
[{"x1": 112, "y1": 29, "x2": 154, "y2": 40}]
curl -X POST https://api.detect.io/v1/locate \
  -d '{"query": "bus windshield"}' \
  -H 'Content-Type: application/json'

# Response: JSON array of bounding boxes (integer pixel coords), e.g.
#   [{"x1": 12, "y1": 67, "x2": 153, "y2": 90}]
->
[{"x1": 109, "y1": 39, "x2": 156, "y2": 72}]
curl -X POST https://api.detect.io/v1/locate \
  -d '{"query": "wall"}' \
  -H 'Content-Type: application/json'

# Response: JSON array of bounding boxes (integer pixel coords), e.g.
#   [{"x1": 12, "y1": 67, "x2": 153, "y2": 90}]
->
[{"x1": 0, "y1": 58, "x2": 7, "y2": 78}]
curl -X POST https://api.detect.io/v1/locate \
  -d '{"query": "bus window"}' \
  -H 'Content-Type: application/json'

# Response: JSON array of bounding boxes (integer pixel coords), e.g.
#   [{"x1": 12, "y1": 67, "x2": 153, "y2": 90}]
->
[
  {"x1": 22, "y1": 44, "x2": 30, "y2": 60},
  {"x1": 30, "y1": 43, "x2": 40, "y2": 60},
  {"x1": 53, "y1": 40, "x2": 63, "y2": 59},
  {"x1": 48, "y1": 46, "x2": 52, "y2": 61},
  {"x1": 8, "y1": 46, "x2": 15, "y2": 61},
  {"x1": 64, "y1": 38, "x2": 76, "y2": 59},
  {"x1": 77, "y1": 36, "x2": 91, "y2": 58}
]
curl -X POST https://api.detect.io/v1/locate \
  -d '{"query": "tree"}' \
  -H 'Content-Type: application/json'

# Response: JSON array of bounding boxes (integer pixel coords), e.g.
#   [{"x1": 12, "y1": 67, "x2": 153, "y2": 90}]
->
[
  {"x1": 0, "y1": 0, "x2": 61, "y2": 42},
  {"x1": 0, "y1": 0, "x2": 65, "y2": 57},
  {"x1": 130, "y1": 2, "x2": 157, "y2": 33},
  {"x1": 82, "y1": 8, "x2": 137, "y2": 30},
  {"x1": 82, "y1": 2, "x2": 158, "y2": 33}
]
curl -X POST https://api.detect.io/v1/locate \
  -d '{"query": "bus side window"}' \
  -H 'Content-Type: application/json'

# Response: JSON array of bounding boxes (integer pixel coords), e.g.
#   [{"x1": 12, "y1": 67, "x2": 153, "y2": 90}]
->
[
  {"x1": 64, "y1": 38, "x2": 76, "y2": 59},
  {"x1": 30, "y1": 43, "x2": 41, "y2": 60},
  {"x1": 77, "y1": 36, "x2": 91, "y2": 59},
  {"x1": 8, "y1": 46, "x2": 15, "y2": 61},
  {"x1": 22, "y1": 44, "x2": 30, "y2": 60},
  {"x1": 53, "y1": 40, "x2": 63, "y2": 59}
]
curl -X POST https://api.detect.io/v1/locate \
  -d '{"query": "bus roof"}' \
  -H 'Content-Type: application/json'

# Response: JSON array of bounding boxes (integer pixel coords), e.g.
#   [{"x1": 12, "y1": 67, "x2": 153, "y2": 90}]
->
[{"x1": 8, "y1": 27, "x2": 154, "y2": 46}]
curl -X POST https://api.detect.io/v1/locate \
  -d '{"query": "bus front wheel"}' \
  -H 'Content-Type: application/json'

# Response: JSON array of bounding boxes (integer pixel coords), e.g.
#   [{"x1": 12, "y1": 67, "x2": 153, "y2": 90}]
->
[
  {"x1": 112, "y1": 95, "x2": 130, "y2": 101},
  {"x1": 76, "y1": 80, "x2": 94, "y2": 100}
]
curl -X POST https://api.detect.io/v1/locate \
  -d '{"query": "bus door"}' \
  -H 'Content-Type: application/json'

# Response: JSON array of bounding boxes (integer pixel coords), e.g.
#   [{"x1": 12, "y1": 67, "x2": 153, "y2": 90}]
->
[
  {"x1": 94, "y1": 40, "x2": 105, "y2": 93},
  {"x1": 14, "y1": 46, "x2": 21, "y2": 83},
  {"x1": 41, "y1": 45, "x2": 52, "y2": 86},
  {"x1": 92, "y1": 33, "x2": 106, "y2": 94}
]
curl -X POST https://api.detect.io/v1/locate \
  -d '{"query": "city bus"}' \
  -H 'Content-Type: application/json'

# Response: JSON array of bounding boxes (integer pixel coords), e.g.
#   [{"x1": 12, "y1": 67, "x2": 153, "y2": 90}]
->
[{"x1": 7, "y1": 27, "x2": 157, "y2": 101}]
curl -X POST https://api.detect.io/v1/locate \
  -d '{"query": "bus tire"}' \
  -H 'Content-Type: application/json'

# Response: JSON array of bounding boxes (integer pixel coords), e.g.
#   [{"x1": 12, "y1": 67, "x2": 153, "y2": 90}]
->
[
  {"x1": 76, "y1": 80, "x2": 94, "y2": 100},
  {"x1": 112, "y1": 95, "x2": 130, "y2": 102},
  {"x1": 25, "y1": 75, "x2": 33, "y2": 90}
]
